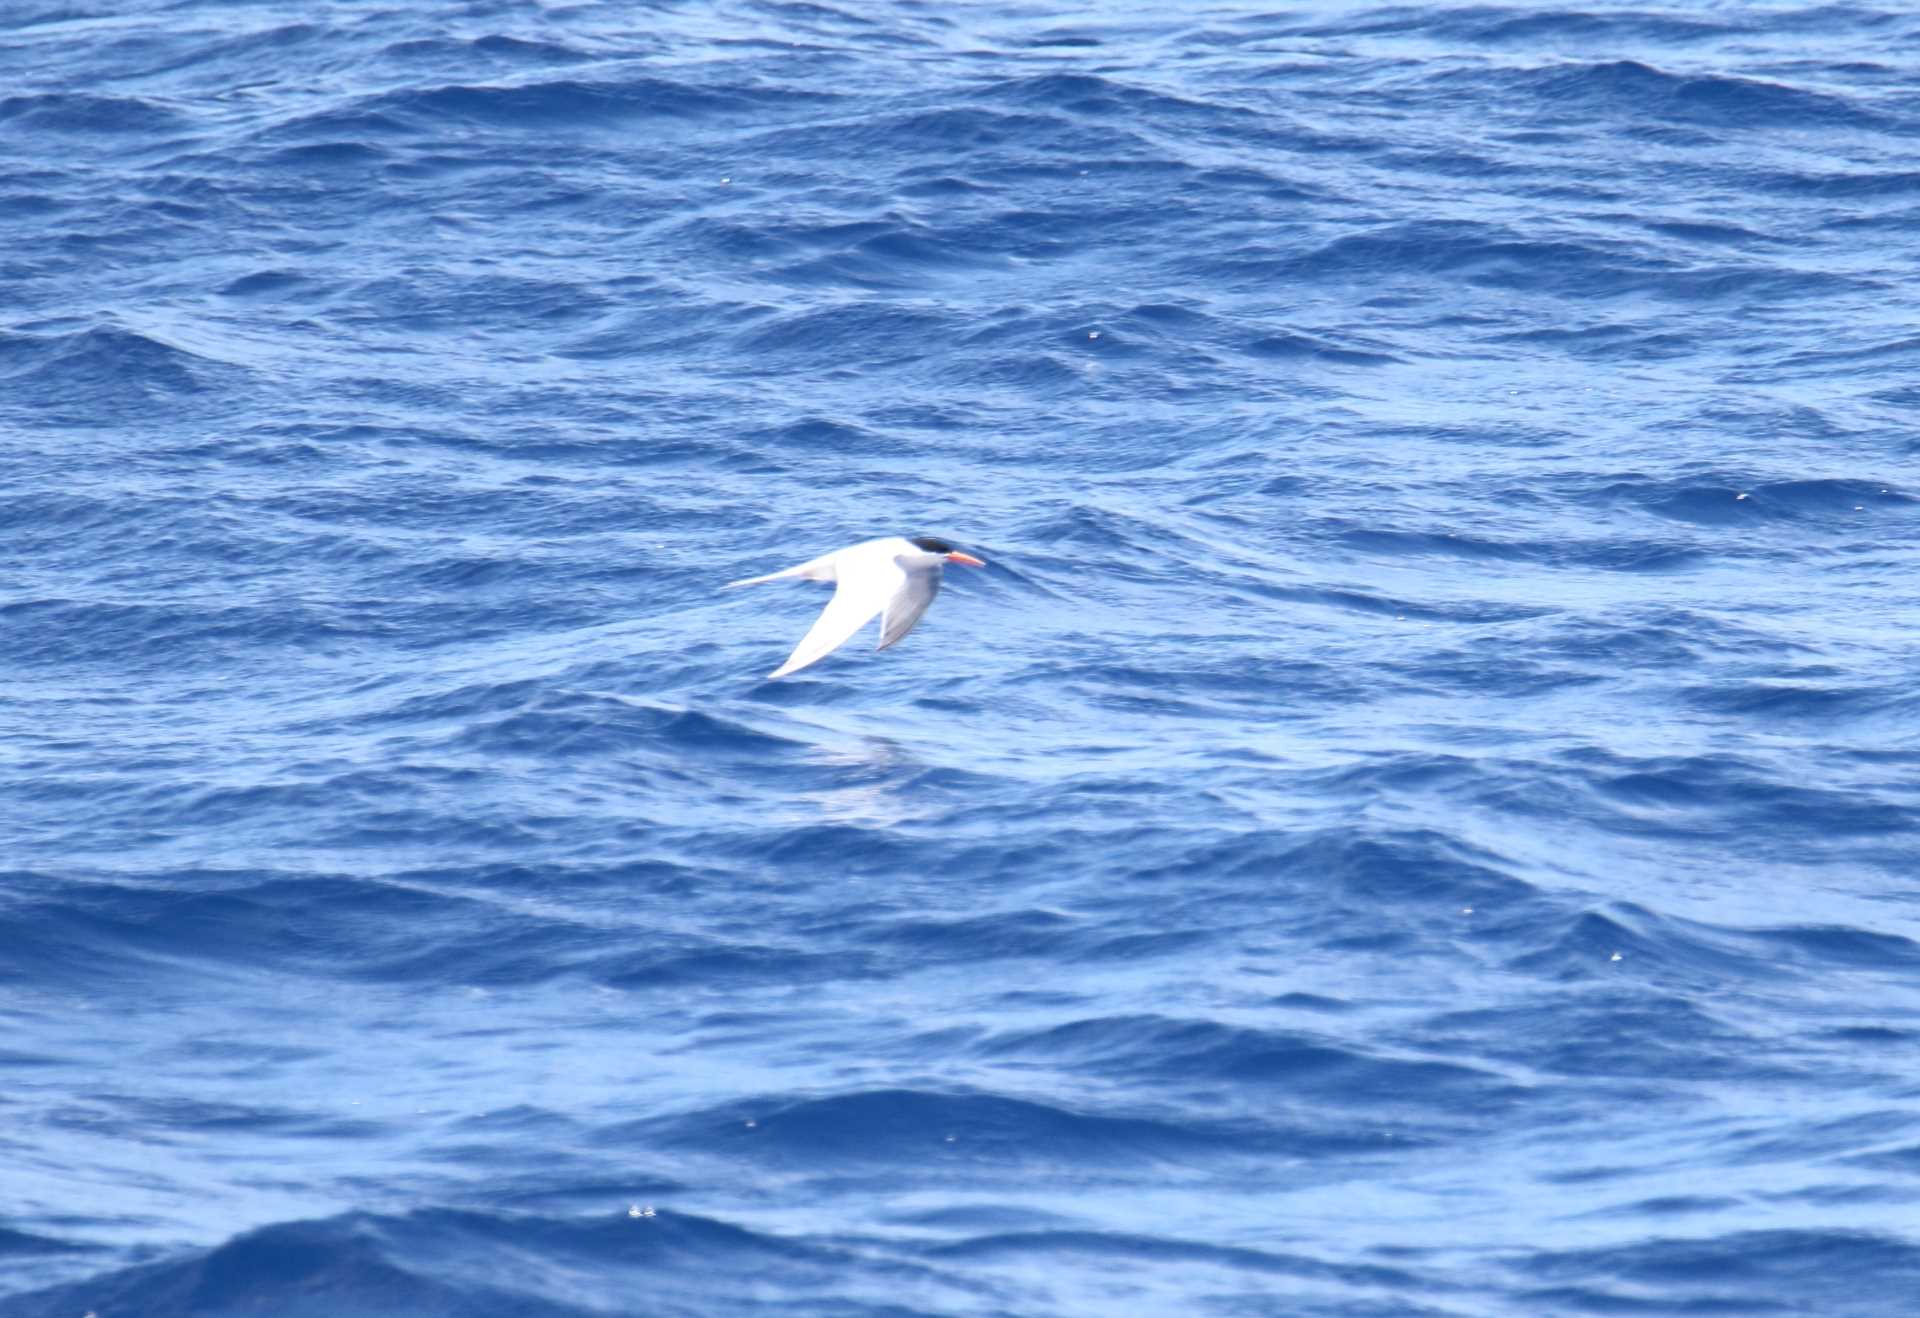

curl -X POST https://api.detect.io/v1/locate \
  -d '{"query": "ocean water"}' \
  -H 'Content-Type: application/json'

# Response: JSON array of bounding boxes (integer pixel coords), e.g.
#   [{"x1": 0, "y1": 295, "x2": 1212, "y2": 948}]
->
[{"x1": 3, "y1": 0, "x2": 1919, "y2": 1313}]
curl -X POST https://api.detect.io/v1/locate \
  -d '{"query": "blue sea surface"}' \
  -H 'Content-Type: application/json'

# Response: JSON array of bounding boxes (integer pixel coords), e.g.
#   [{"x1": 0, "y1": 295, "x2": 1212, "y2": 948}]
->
[{"x1": 4, "y1": 0, "x2": 1920, "y2": 1313}]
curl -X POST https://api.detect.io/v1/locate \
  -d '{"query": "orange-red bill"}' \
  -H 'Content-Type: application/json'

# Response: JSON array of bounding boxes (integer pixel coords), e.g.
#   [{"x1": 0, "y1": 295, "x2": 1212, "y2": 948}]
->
[{"x1": 945, "y1": 551, "x2": 986, "y2": 568}]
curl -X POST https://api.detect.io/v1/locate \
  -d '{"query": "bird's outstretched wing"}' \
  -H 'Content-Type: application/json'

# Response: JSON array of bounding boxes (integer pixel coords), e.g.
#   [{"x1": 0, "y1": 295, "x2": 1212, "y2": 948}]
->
[
  {"x1": 768, "y1": 559, "x2": 906, "y2": 678},
  {"x1": 877, "y1": 559, "x2": 942, "y2": 651},
  {"x1": 725, "y1": 551, "x2": 838, "y2": 589}
]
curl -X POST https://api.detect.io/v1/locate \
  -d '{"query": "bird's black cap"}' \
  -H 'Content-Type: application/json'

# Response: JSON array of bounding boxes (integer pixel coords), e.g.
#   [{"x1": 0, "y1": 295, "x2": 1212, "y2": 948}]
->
[{"x1": 910, "y1": 536, "x2": 956, "y2": 554}]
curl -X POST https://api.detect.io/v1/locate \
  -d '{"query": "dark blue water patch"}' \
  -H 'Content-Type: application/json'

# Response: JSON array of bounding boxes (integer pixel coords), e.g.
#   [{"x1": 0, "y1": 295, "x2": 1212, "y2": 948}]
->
[
  {"x1": 263, "y1": 139, "x2": 390, "y2": 169},
  {"x1": 1241, "y1": 330, "x2": 1401, "y2": 366},
  {"x1": 973, "y1": 1015, "x2": 1526, "y2": 1113},
  {"x1": 1577, "y1": 1193, "x2": 1747, "y2": 1221},
  {"x1": 1843, "y1": 1143, "x2": 1920, "y2": 1178},
  {"x1": 1304, "y1": 753, "x2": 1486, "y2": 803},
  {"x1": 1419, "y1": 988, "x2": 1794, "y2": 1084},
  {"x1": 1253, "y1": 220, "x2": 1659, "y2": 299},
  {"x1": 483, "y1": 1170, "x2": 692, "y2": 1217},
  {"x1": 1576, "y1": 752, "x2": 1920, "y2": 840},
  {"x1": 1526, "y1": 613, "x2": 1710, "y2": 672},
  {"x1": 168, "y1": 1036, "x2": 332, "y2": 1073},
  {"x1": 744, "y1": 215, "x2": 1018, "y2": 291},
  {"x1": 728, "y1": 302, "x2": 957, "y2": 370},
  {"x1": 6, "y1": 858, "x2": 882, "y2": 995},
  {"x1": 1442, "y1": 9, "x2": 1733, "y2": 47},
  {"x1": 1268, "y1": 218, "x2": 1854, "y2": 307},
  {"x1": 884, "y1": 1202, "x2": 1082, "y2": 1233},
  {"x1": 1751, "y1": 477, "x2": 1913, "y2": 515},
  {"x1": 0, "y1": 91, "x2": 190, "y2": 138},
  {"x1": 1598, "y1": 478, "x2": 1777, "y2": 528},
  {"x1": 1492, "y1": 905, "x2": 1792, "y2": 992},
  {"x1": 634, "y1": 1087, "x2": 1411, "y2": 1171},
  {"x1": 735, "y1": 414, "x2": 906, "y2": 458},
  {"x1": 1011, "y1": 28, "x2": 1104, "y2": 50},
  {"x1": 1070, "y1": 828, "x2": 1542, "y2": 967},
  {"x1": 1269, "y1": 828, "x2": 1541, "y2": 911},
  {"x1": 247, "y1": 104, "x2": 417, "y2": 146},
  {"x1": 591, "y1": 939, "x2": 883, "y2": 991},
  {"x1": 0, "y1": 1228, "x2": 89, "y2": 1259},
  {"x1": 354, "y1": 910, "x2": 628, "y2": 990},
  {"x1": 0, "y1": 181, "x2": 72, "y2": 221},
  {"x1": 442, "y1": 689, "x2": 752, "y2": 759},
  {"x1": 326, "y1": 271, "x2": 618, "y2": 337},
  {"x1": 1641, "y1": 217, "x2": 1773, "y2": 247},
  {"x1": 400, "y1": 858, "x2": 708, "y2": 911},
  {"x1": 747, "y1": 820, "x2": 938, "y2": 874},
  {"x1": 364, "y1": 76, "x2": 841, "y2": 135},
  {"x1": 896, "y1": 173, "x2": 992, "y2": 198},
  {"x1": 1752, "y1": 165, "x2": 1920, "y2": 198},
  {"x1": 1560, "y1": 539, "x2": 1710, "y2": 572},
  {"x1": 0, "y1": 596, "x2": 363, "y2": 670},
  {"x1": 1492, "y1": 321, "x2": 1735, "y2": 362},
  {"x1": 1510, "y1": 1229, "x2": 1920, "y2": 1317},
  {"x1": 975, "y1": 71, "x2": 1265, "y2": 144},
  {"x1": 874, "y1": 908, "x2": 1081, "y2": 961},
  {"x1": 0, "y1": 1047, "x2": 68, "y2": 1069},
  {"x1": 1189, "y1": 162, "x2": 1328, "y2": 203},
  {"x1": 1761, "y1": 5, "x2": 1916, "y2": 39},
  {"x1": 1679, "y1": 680, "x2": 1903, "y2": 726},
  {"x1": 1250, "y1": 581, "x2": 1553, "y2": 628},
  {"x1": 1333, "y1": 526, "x2": 1537, "y2": 562},
  {"x1": 1071, "y1": 926, "x2": 1219, "y2": 963},
  {"x1": 747, "y1": 103, "x2": 1149, "y2": 166},
  {"x1": 82, "y1": 1094, "x2": 388, "y2": 1141},
  {"x1": 1821, "y1": 1024, "x2": 1920, "y2": 1046},
  {"x1": 1751, "y1": 925, "x2": 1920, "y2": 972},
  {"x1": 856, "y1": 223, "x2": 1009, "y2": 273},
  {"x1": 1507, "y1": 58, "x2": 1883, "y2": 131},
  {"x1": 218, "y1": 268, "x2": 319, "y2": 298},
  {"x1": 0, "y1": 488, "x2": 156, "y2": 551},
  {"x1": 379, "y1": 33, "x2": 599, "y2": 70},
  {"x1": 555, "y1": 295, "x2": 783, "y2": 363},
  {"x1": 0, "y1": 325, "x2": 243, "y2": 416},
  {"x1": 0, "y1": 1207, "x2": 920, "y2": 1318},
  {"x1": 1776, "y1": 335, "x2": 1920, "y2": 377},
  {"x1": 0, "y1": 872, "x2": 494, "y2": 988},
  {"x1": 91, "y1": 21, "x2": 334, "y2": 91},
  {"x1": 366, "y1": 680, "x2": 757, "y2": 744},
  {"x1": 923, "y1": 1228, "x2": 1426, "y2": 1292},
  {"x1": 1722, "y1": 1109, "x2": 1920, "y2": 1171}
]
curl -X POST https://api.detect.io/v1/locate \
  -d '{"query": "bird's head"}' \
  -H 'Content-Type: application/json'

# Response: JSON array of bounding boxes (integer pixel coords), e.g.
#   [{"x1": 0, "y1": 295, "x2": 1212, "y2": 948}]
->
[{"x1": 910, "y1": 536, "x2": 986, "y2": 568}]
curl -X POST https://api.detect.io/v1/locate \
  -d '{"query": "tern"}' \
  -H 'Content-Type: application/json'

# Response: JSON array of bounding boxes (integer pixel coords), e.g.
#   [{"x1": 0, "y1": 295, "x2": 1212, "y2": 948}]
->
[{"x1": 726, "y1": 535, "x2": 987, "y2": 679}]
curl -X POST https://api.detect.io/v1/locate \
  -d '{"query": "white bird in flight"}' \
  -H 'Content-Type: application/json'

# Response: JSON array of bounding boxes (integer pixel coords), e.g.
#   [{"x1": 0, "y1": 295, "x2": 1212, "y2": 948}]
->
[{"x1": 726, "y1": 535, "x2": 987, "y2": 679}]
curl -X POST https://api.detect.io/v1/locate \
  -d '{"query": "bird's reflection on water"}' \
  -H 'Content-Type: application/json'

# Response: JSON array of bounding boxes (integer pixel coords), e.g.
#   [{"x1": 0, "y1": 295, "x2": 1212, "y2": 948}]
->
[{"x1": 786, "y1": 734, "x2": 931, "y2": 828}]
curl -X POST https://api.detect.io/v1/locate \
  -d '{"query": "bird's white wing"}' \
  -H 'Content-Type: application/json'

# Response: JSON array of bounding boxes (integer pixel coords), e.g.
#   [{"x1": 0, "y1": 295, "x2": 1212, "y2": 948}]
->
[
  {"x1": 768, "y1": 559, "x2": 905, "y2": 678},
  {"x1": 877, "y1": 560, "x2": 942, "y2": 651},
  {"x1": 725, "y1": 551, "x2": 838, "y2": 589}
]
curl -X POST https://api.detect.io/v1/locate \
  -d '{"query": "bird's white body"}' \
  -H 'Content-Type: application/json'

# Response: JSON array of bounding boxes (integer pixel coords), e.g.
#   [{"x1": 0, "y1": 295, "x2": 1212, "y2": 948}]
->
[{"x1": 726, "y1": 536, "x2": 979, "y2": 679}]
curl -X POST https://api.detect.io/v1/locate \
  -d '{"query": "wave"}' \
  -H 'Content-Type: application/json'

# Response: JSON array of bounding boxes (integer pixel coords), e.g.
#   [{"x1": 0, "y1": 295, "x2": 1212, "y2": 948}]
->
[
  {"x1": 0, "y1": 1207, "x2": 874, "y2": 1318},
  {"x1": 1600, "y1": 476, "x2": 1908, "y2": 526},
  {"x1": 1514, "y1": 1228, "x2": 1920, "y2": 1316},
  {"x1": 977, "y1": 71, "x2": 1257, "y2": 130},
  {"x1": 1517, "y1": 59, "x2": 1882, "y2": 130},
  {"x1": 0, "y1": 325, "x2": 242, "y2": 415},
  {"x1": 366, "y1": 75, "x2": 839, "y2": 131},
  {"x1": 977, "y1": 1014, "x2": 1521, "y2": 1108},
  {"x1": 636, "y1": 1085, "x2": 1395, "y2": 1167},
  {"x1": 0, "y1": 91, "x2": 189, "y2": 136},
  {"x1": 379, "y1": 34, "x2": 598, "y2": 69}
]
